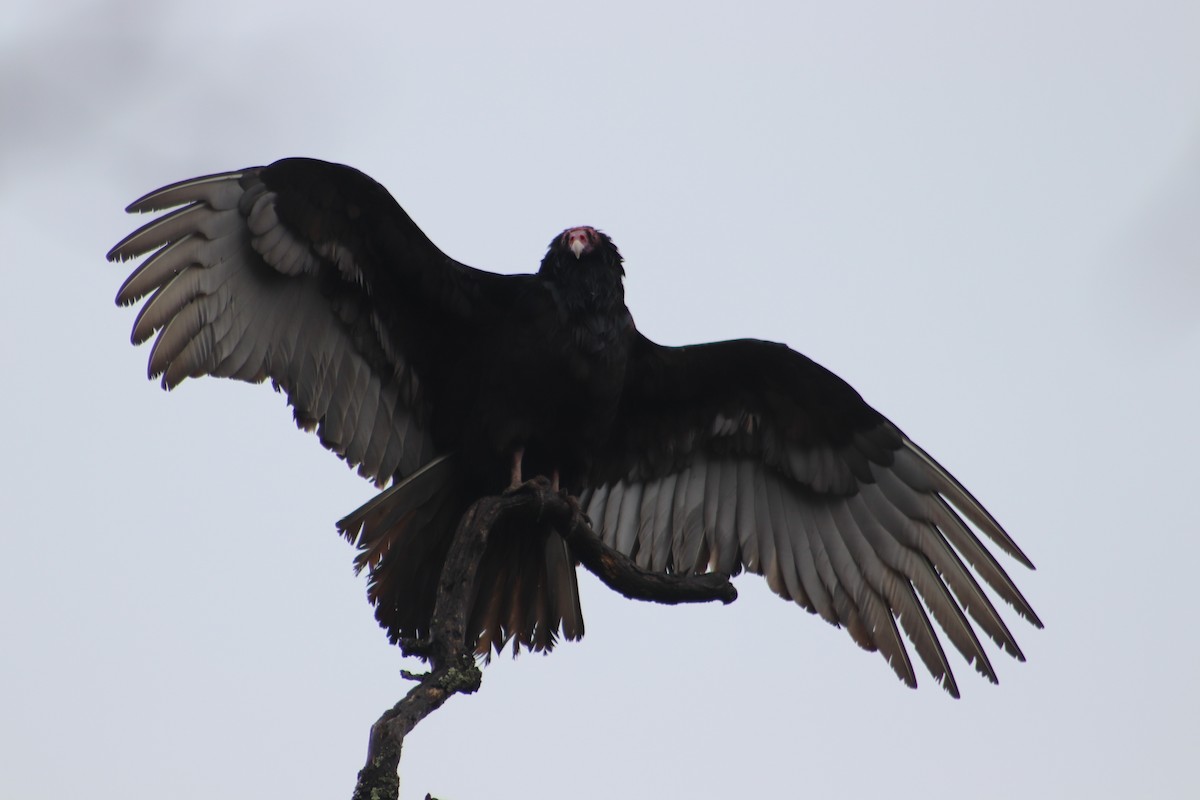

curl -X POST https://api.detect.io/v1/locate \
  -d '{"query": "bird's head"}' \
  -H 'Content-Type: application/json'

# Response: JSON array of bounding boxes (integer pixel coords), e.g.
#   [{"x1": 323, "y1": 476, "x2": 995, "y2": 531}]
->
[{"x1": 539, "y1": 226, "x2": 624, "y2": 279}]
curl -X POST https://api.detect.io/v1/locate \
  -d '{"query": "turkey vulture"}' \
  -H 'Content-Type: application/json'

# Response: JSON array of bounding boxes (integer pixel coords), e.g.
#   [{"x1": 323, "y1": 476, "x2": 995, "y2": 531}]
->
[{"x1": 108, "y1": 157, "x2": 1040, "y2": 697}]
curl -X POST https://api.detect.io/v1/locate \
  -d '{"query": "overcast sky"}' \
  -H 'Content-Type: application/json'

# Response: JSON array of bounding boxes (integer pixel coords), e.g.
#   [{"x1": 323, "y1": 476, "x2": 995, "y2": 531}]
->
[{"x1": 3, "y1": 2, "x2": 1199, "y2": 798}]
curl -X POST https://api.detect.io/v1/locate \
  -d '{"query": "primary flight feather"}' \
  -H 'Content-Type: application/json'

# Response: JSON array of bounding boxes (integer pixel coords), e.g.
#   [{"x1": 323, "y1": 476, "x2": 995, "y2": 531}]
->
[{"x1": 109, "y1": 157, "x2": 1040, "y2": 696}]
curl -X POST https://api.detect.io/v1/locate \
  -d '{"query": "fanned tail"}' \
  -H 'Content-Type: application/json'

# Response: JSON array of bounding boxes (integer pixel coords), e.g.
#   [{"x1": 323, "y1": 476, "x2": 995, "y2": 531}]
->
[
  {"x1": 470, "y1": 514, "x2": 584, "y2": 657},
  {"x1": 337, "y1": 455, "x2": 584, "y2": 655}
]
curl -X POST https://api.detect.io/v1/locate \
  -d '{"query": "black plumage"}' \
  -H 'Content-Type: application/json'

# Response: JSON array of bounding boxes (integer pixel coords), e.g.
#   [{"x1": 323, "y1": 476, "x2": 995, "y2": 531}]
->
[{"x1": 108, "y1": 157, "x2": 1040, "y2": 696}]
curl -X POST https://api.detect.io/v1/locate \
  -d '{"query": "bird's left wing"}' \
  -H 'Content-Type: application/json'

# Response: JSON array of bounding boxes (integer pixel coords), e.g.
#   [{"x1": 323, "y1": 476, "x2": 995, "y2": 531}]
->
[
  {"x1": 580, "y1": 334, "x2": 1041, "y2": 696},
  {"x1": 108, "y1": 158, "x2": 517, "y2": 484}
]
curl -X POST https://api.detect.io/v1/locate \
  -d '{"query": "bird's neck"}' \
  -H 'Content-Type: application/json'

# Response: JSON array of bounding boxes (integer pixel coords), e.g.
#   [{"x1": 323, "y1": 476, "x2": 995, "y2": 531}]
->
[{"x1": 551, "y1": 262, "x2": 626, "y2": 316}]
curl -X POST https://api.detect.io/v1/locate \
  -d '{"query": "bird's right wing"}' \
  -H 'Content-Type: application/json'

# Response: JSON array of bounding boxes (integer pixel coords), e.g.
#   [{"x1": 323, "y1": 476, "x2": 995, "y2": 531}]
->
[{"x1": 108, "y1": 157, "x2": 519, "y2": 484}]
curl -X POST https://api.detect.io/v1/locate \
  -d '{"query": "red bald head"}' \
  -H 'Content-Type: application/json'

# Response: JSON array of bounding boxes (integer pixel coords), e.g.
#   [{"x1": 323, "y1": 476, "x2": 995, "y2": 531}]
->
[{"x1": 563, "y1": 226, "x2": 600, "y2": 259}]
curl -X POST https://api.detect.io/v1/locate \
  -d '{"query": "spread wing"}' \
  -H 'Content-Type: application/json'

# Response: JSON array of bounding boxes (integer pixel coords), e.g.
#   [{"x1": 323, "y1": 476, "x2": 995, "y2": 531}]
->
[
  {"x1": 108, "y1": 157, "x2": 518, "y2": 484},
  {"x1": 581, "y1": 334, "x2": 1041, "y2": 697}
]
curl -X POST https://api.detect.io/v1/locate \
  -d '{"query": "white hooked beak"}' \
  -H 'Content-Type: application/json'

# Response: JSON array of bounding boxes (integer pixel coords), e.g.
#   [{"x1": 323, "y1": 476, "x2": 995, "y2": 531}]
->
[{"x1": 565, "y1": 227, "x2": 593, "y2": 259}]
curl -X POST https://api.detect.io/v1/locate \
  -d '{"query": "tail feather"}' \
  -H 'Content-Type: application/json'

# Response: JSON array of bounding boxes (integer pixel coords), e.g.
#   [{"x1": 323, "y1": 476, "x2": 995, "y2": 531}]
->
[
  {"x1": 338, "y1": 455, "x2": 456, "y2": 568},
  {"x1": 338, "y1": 456, "x2": 584, "y2": 655},
  {"x1": 469, "y1": 511, "x2": 585, "y2": 657}
]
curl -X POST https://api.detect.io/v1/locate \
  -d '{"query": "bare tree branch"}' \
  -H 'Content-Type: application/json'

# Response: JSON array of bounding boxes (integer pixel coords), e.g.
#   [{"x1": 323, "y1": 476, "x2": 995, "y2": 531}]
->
[{"x1": 350, "y1": 478, "x2": 736, "y2": 800}]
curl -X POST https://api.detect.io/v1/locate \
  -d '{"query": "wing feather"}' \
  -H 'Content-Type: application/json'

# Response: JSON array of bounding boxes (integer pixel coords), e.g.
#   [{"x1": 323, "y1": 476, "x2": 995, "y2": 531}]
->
[
  {"x1": 612, "y1": 480, "x2": 644, "y2": 555},
  {"x1": 810, "y1": 500, "x2": 917, "y2": 688},
  {"x1": 631, "y1": 480, "x2": 657, "y2": 566},
  {"x1": 676, "y1": 458, "x2": 709, "y2": 573},
  {"x1": 711, "y1": 459, "x2": 741, "y2": 575},
  {"x1": 734, "y1": 460, "x2": 759, "y2": 572},
  {"x1": 828, "y1": 498, "x2": 957, "y2": 695},
  {"x1": 124, "y1": 169, "x2": 248, "y2": 214},
  {"x1": 753, "y1": 471, "x2": 782, "y2": 594},
  {"x1": 648, "y1": 473, "x2": 677, "y2": 571},
  {"x1": 763, "y1": 476, "x2": 809, "y2": 609},
  {"x1": 784, "y1": 487, "x2": 837, "y2": 624},
  {"x1": 585, "y1": 483, "x2": 611, "y2": 535},
  {"x1": 852, "y1": 484, "x2": 996, "y2": 683},
  {"x1": 602, "y1": 482, "x2": 626, "y2": 546},
  {"x1": 892, "y1": 443, "x2": 1034, "y2": 568},
  {"x1": 873, "y1": 465, "x2": 1035, "y2": 652}
]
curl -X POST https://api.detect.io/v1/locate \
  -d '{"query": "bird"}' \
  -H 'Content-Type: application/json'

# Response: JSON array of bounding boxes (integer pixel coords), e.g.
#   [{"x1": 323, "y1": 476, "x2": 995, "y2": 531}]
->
[{"x1": 108, "y1": 157, "x2": 1041, "y2": 697}]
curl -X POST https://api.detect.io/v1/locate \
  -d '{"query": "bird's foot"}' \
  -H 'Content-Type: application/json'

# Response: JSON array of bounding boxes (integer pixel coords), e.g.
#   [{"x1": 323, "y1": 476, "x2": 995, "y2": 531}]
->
[{"x1": 503, "y1": 475, "x2": 553, "y2": 495}]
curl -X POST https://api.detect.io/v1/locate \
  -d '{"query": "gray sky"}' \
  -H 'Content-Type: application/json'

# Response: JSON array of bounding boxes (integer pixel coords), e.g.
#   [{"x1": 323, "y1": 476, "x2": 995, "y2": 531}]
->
[{"x1": 3, "y1": 1, "x2": 1199, "y2": 798}]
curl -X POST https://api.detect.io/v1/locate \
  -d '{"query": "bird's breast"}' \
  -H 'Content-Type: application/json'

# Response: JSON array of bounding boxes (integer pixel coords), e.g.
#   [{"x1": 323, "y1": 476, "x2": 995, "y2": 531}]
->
[{"x1": 448, "y1": 301, "x2": 632, "y2": 489}]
